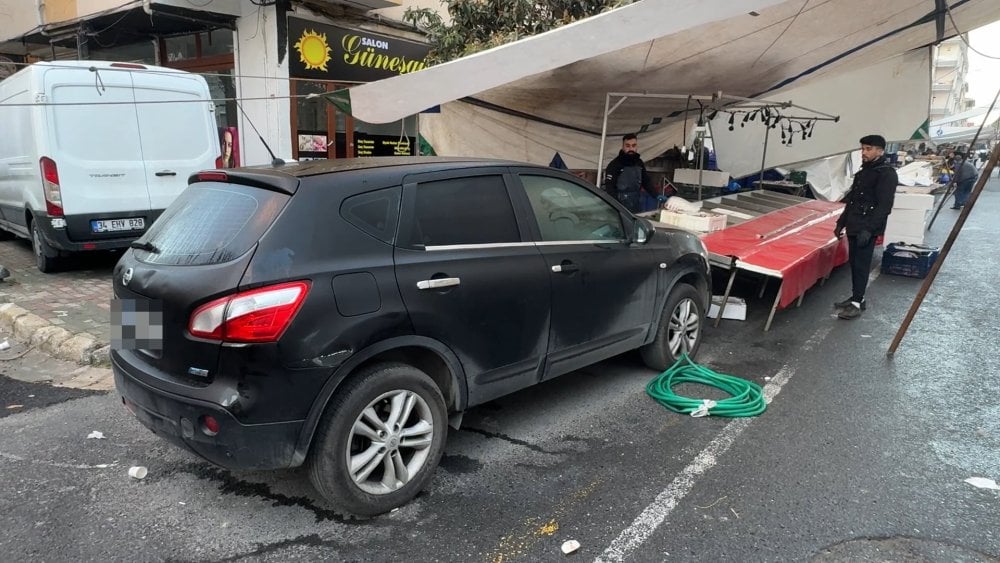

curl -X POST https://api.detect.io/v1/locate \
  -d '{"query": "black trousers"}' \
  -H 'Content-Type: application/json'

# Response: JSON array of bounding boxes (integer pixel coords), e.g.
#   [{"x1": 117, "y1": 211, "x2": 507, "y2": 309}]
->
[{"x1": 848, "y1": 234, "x2": 877, "y2": 302}]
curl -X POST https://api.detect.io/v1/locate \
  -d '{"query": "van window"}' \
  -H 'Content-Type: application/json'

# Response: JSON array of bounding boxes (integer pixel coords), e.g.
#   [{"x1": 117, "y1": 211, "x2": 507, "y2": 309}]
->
[
  {"x1": 134, "y1": 87, "x2": 213, "y2": 161},
  {"x1": 134, "y1": 183, "x2": 288, "y2": 266},
  {"x1": 51, "y1": 85, "x2": 144, "y2": 161}
]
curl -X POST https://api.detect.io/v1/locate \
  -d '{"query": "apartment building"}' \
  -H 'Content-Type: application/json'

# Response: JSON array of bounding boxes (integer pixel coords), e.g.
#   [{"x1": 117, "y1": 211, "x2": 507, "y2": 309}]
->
[{"x1": 930, "y1": 36, "x2": 975, "y2": 124}]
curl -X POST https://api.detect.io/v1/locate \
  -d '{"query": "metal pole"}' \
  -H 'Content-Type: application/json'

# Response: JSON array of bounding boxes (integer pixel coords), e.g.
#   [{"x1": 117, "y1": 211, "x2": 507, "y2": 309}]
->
[
  {"x1": 597, "y1": 93, "x2": 612, "y2": 183},
  {"x1": 887, "y1": 141, "x2": 1000, "y2": 357},
  {"x1": 758, "y1": 125, "x2": 770, "y2": 191}
]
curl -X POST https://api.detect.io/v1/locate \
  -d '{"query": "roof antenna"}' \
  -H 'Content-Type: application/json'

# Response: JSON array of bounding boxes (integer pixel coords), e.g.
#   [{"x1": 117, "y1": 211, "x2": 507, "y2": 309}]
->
[{"x1": 234, "y1": 100, "x2": 285, "y2": 166}]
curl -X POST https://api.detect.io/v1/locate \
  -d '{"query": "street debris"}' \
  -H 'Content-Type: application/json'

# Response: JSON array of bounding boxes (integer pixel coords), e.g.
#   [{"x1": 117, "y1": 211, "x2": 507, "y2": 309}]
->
[
  {"x1": 0, "y1": 340, "x2": 9, "y2": 351},
  {"x1": 965, "y1": 477, "x2": 1000, "y2": 490},
  {"x1": 561, "y1": 540, "x2": 580, "y2": 555},
  {"x1": 6, "y1": 404, "x2": 23, "y2": 410},
  {"x1": 86, "y1": 431, "x2": 105, "y2": 440},
  {"x1": 128, "y1": 466, "x2": 148, "y2": 480}
]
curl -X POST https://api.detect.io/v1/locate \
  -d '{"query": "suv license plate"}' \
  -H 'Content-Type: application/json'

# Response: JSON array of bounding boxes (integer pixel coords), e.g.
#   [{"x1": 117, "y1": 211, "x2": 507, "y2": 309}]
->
[{"x1": 92, "y1": 218, "x2": 145, "y2": 233}]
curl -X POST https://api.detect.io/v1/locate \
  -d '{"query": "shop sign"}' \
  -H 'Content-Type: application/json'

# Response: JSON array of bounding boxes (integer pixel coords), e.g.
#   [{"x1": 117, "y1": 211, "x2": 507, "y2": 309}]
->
[
  {"x1": 355, "y1": 133, "x2": 416, "y2": 157},
  {"x1": 289, "y1": 18, "x2": 430, "y2": 82}
]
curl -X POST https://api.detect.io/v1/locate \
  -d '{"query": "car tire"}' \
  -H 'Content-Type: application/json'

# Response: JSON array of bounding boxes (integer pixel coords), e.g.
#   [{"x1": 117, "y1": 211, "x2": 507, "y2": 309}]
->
[
  {"x1": 307, "y1": 362, "x2": 448, "y2": 517},
  {"x1": 31, "y1": 220, "x2": 60, "y2": 273},
  {"x1": 640, "y1": 283, "x2": 704, "y2": 371}
]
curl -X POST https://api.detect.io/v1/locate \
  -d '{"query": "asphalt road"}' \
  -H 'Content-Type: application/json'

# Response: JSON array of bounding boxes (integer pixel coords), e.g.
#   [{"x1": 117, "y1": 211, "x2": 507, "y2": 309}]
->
[{"x1": 0, "y1": 183, "x2": 997, "y2": 562}]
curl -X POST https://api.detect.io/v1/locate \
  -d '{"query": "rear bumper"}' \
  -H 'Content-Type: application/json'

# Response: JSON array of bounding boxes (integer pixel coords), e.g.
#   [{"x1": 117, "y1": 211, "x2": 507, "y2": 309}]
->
[
  {"x1": 34, "y1": 210, "x2": 164, "y2": 253},
  {"x1": 112, "y1": 351, "x2": 304, "y2": 470}
]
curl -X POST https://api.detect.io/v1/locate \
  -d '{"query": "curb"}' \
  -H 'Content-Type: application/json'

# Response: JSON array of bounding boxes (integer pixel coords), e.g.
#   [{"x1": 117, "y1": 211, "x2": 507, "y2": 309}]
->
[{"x1": 0, "y1": 303, "x2": 110, "y2": 367}]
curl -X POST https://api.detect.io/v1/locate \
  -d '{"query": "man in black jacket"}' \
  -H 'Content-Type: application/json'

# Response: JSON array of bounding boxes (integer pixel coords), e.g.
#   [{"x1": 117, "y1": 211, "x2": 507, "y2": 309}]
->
[
  {"x1": 834, "y1": 134, "x2": 898, "y2": 320},
  {"x1": 604, "y1": 133, "x2": 659, "y2": 213}
]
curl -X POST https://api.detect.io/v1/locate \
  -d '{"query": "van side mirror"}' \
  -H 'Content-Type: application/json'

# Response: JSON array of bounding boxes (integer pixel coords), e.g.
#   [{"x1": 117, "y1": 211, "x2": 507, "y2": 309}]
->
[{"x1": 634, "y1": 218, "x2": 654, "y2": 244}]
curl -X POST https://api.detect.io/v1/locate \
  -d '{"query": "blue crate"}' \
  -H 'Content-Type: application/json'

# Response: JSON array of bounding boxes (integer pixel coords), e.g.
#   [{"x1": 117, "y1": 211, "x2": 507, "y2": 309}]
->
[{"x1": 881, "y1": 243, "x2": 939, "y2": 278}]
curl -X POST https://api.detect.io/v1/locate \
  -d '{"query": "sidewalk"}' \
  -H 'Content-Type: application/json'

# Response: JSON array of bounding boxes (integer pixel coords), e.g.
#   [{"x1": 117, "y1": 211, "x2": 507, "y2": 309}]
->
[{"x1": 0, "y1": 238, "x2": 115, "y2": 366}]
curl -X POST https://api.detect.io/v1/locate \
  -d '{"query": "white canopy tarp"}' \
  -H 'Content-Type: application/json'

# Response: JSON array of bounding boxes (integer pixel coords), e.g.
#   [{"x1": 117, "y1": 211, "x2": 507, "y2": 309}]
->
[
  {"x1": 331, "y1": 0, "x2": 1000, "y2": 172},
  {"x1": 712, "y1": 49, "x2": 931, "y2": 177}
]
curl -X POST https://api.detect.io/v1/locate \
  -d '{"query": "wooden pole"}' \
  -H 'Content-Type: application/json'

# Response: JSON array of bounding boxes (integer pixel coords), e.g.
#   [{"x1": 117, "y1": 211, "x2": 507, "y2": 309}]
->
[{"x1": 887, "y1": 142, "x2": 1000, "y2": 357}]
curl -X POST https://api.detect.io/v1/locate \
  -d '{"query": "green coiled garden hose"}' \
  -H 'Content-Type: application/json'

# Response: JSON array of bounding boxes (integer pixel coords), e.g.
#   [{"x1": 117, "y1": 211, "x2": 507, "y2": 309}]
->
[{"x1": 645, "y1": 354, "x2": 767, "y2": 417}]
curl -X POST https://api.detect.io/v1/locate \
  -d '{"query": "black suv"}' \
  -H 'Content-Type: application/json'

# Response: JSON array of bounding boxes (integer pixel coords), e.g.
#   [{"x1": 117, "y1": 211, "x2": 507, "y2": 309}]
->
[{"x1": 111, "y1": 157, "x2": 710, "y2": 516}]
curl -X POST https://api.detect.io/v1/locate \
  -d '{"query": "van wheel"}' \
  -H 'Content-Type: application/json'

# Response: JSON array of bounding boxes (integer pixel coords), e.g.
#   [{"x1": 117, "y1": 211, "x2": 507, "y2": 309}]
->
[
  {"x1": 307, "y1": 362, "x2": 447, "y2": 517},
  {"x1": 31, "y1": 221, "x2": 60, "y2": 273},
  {"x1": 640, "y1": 283, "x2": 704, "y2": 371}
]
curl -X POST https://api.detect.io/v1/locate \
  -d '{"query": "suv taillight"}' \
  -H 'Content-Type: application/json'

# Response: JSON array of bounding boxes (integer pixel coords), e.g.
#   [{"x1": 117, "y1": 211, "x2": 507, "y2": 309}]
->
[
  {"x1": 39, "y1": 157, "x2": 63, "y2": 217},
  {"x1": 188, "y1": 281, "x2": 311, "y2": 343}
]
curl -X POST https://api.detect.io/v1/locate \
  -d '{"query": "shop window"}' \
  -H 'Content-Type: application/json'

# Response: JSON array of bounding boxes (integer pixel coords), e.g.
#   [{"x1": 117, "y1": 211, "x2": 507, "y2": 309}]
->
[
  {"x1": 204, "y1": 70, "x2": 237, "y2": 129},
  {"x1": 296, "y1": 81, "x2": 329, "y2": 159},
  {"x1": 89, "y1": 41, "x2": 155, "y2": 65},
  {"x1": 202, "y1": 29, "x2": 233, "y2": 57},
  {"x1": 165, "y1": 35, "x2": 198, "y2": 62}
]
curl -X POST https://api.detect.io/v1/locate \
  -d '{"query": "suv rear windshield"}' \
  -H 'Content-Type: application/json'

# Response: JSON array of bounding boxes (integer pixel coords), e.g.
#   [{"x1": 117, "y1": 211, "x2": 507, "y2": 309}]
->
[{"x1": 134, "y1": 183, "x2": 289, "y2": 266}]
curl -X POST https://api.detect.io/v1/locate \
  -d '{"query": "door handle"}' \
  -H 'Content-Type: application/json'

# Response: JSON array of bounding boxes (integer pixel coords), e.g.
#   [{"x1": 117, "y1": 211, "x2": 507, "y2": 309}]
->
[
  {"x1": 417, "y1": 277, "x2": 461, "y2": 290},
  {"x1": 551, "y1": 263, "x2": 579, "y2": 273},
  {"x1": 155, "y1": 170, "x2": 177, "y2": 177}
]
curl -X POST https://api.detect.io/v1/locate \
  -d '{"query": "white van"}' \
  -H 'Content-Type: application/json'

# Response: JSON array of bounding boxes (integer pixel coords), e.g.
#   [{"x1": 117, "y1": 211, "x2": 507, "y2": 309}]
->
[{"x1": 0, "y1": 61, "x2": 220, "y2": 272}]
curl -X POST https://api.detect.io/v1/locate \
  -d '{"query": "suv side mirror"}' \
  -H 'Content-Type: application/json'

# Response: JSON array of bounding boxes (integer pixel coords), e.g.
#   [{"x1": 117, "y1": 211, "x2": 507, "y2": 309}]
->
[{"x1": 634, "y1": 217, "x2": 654, "y2": 244}]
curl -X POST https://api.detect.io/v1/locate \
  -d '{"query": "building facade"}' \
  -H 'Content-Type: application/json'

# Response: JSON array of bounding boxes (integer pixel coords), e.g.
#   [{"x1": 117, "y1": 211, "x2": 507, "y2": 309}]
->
[
  {"x1": 930, "y1": 36, "x2": 974, "y2": 124},
  {"x1": 0, "y1": 0, "x2": 441, "y2": 166}
]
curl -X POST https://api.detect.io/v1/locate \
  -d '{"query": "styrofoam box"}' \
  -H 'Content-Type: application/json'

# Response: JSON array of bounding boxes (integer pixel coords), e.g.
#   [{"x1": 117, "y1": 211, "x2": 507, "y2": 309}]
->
[
  {"x1": 893, "y1": 193, "x2": 934, "y2": 210},
  {"x1": 708, "y1": 296, "x2": 747, "y2": 320},
  {"x1": 659, "y1": 209, "x2": 727, "y2": 233},
  {"x1": 883, "y1": 230, "x2": 925, "y2": 245},
  {"x1": 673, "y1": 168, "x2": 730, "y2": 188}
]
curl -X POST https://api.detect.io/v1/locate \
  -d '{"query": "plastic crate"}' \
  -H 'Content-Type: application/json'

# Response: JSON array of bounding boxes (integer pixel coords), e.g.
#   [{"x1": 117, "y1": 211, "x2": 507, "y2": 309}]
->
[{"x1": 880, "y1": 243, "x2": 939, "y2": 278}]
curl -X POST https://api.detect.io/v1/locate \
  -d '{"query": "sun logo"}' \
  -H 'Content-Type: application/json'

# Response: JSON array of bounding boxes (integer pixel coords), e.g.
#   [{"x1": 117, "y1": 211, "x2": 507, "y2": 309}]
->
[{"x1": 294, "y1": 29, "x2": 332, "y2": 72}]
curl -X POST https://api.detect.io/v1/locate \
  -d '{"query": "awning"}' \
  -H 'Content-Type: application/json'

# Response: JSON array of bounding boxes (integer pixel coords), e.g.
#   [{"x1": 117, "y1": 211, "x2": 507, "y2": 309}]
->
[
  {"x1": 18, "y1": 1, "x2": 235, "y2": 49},
  {"x1": 325, "y1": 0, "x2": 1000, "y2": 171}
]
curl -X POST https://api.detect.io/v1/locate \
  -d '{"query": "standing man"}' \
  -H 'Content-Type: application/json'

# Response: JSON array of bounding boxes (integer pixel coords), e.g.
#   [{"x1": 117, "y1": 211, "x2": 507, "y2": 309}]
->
[
  {"x1": 604, "y1": 133, "x2": 660, "y2": 213},
  {"x1": 834, "y1": 135, "x2": 898, "y2": 320},
  {"x1": 951, "y1": 152, "x2": 977, "y2": 209}
]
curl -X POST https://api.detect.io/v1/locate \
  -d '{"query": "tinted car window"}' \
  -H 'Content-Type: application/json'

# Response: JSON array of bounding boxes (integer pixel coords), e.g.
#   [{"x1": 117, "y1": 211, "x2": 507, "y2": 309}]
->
[
  {"x1": 134, "y1": 183, "x2": 288, "y2": 266},
  {"x1": 407, "y1": 175, "x2": 520, "y2": 247},
  {"x1": 521, "y1": 175, "x2": 624, "y2": 241},
  {"x1": 341, "y1": 187, "x2": 401, "y2": 244}
]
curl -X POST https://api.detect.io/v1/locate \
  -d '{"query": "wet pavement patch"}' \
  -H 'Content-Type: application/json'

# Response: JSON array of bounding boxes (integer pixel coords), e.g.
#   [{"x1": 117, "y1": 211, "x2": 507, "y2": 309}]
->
[
  {"x1": 0, "y1": 373, "x2": 98, "y2": 418},
  {"x1": 180, "y1": 463, "x2": 383, "y2": 525},
  {"x1": 439, "y1": 454, "x2": 482, "y2": 474}
]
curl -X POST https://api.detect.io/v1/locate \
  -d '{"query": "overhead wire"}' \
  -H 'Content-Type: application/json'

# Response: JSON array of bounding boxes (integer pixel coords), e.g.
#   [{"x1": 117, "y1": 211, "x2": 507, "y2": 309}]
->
[{"x1": 944, "y1": 2, "x2": 1000, "y2": 60}]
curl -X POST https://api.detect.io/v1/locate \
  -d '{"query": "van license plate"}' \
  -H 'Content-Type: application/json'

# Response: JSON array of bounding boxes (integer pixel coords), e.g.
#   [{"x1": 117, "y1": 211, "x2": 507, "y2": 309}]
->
[{"x1": 92, "y1": 218, "x2": 145, "y2": 233}]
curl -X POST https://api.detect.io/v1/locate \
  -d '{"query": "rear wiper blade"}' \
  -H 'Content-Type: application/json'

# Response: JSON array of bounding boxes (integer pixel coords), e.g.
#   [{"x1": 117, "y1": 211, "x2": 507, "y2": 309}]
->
[{"x1": 130, "y1": 240, "x2": 159, "y2": 253}]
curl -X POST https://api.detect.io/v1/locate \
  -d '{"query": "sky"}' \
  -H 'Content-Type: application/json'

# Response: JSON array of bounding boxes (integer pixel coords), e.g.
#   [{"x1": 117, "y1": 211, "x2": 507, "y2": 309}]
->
[{"x1": 966, "y1": 19, "x2": 1000, "y2": 107}]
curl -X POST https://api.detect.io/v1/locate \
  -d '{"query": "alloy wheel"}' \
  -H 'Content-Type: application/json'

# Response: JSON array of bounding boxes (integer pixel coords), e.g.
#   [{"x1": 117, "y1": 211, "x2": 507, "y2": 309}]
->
[
  {"x1": 667, "y1": 297, "x2": 700, "y2": 357},
  {"x1": 346, "y1": 389, "x2": 435, "y2": 495}
]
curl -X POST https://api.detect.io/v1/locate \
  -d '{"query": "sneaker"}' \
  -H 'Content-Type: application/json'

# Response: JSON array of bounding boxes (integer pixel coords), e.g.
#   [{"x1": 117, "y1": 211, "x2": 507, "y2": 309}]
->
[
  {"x1": 838, "y1": 302, "x2": 863, "y2": 320},
  {"x1": 834, "y1": 298, "x2": 866, "y2": 310}
]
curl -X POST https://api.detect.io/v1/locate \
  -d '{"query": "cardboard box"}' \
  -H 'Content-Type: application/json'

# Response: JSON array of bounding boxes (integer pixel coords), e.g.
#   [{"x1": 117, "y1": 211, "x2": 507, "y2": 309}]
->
[
  {"x1": 658, "y1": 209, "x2": 727, "y2": 233},
  {"x1": 708, "y1": 296, "x2": 747, "y2": 320}
]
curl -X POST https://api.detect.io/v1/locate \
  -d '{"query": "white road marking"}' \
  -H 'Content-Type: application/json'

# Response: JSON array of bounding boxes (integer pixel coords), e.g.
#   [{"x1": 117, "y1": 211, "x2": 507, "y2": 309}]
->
[
  {"x1": 596, "y1": 326, "x2": 833, "y2": 562},
  {"x1": 0, "y1": 451, "x2": 117, "y2": 470}
]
